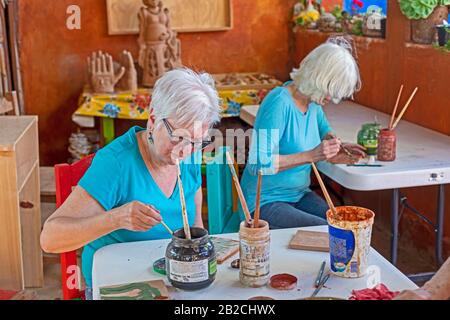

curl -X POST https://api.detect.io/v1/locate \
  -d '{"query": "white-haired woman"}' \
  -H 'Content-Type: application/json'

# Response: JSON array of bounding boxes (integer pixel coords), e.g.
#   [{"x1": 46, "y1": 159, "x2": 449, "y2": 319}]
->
[
  {"x1": 40, "y1": 68, "x2": 221, "y2": 299},
  {"x1": 241, "y1": 38, "x2": 366, "y2": 229}
]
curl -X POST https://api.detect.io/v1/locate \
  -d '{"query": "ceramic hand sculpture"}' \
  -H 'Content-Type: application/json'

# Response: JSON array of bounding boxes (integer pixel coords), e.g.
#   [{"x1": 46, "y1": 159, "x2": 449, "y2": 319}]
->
[
  {"x1": 116, "y1": 50, "x2": 138, "y2": 92},
  {"x1": 88, "y1": 51, "x2": 125, "y2": 94},
  {"x1": 138, "y1": 0, "x2": 182, "y2": 88}
]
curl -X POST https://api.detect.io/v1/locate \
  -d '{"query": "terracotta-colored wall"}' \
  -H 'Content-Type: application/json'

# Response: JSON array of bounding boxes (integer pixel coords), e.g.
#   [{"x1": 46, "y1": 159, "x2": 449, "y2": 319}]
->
[
  {"x1": 321, "y1": 0, "x2": 343, "y2": 11},
  {"x1": 18, "y1": 0, "x2": 297, "y2": 165},
  {"x1": 293, "y1": 3, "x2": 450, "y2": 262}
]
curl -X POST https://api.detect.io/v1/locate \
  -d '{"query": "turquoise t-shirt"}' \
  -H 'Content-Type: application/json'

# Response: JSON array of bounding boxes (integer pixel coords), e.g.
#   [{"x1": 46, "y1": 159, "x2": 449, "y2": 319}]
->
[
  {"x1": 240, "y1": 85, "x2": 333, "y2": 214},
  {"x1": 78, "y1": 126, "x2": 202, "y2": 287}
]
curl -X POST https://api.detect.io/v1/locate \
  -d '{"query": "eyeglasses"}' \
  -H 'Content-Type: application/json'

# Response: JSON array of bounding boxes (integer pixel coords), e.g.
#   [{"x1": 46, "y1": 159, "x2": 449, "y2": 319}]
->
[{"x1": 162, "y1": 119, "x2": 213, "y2": 151}]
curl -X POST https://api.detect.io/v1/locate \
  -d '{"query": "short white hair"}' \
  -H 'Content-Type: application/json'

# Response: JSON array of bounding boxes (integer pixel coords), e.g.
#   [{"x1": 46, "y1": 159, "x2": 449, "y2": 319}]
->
[
  {"x1": 290, "y1": 37, "x2": 361, "y2": 104},
  {"x1": 150, "y1": 68, "x2": 221, "y2": 127}
]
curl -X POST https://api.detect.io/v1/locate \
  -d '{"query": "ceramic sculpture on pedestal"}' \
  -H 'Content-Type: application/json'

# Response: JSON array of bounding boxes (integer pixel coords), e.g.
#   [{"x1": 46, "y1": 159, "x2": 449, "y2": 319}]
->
[{"x1": 138, "y1": 0, "x2": 182, "y2": 88}]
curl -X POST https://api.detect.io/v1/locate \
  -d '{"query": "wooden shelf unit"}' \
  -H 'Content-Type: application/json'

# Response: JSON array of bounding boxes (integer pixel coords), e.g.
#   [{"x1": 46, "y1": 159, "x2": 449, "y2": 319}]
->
[{"x1": 0, "y1": 116, "x2": 43, "y2": 290}]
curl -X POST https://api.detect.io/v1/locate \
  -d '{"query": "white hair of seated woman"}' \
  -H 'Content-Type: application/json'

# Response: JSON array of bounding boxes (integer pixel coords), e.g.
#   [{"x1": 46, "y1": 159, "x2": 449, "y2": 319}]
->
[
  {"x1": 150, "y1": 68, "x2": 222, "y2": 128},
  {"x1": 290, "y1": 36, "x2": 361, "y2": 105}
]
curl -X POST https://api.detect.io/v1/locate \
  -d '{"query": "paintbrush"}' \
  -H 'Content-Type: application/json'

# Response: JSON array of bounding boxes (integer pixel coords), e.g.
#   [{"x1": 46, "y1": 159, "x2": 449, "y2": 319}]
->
[
  {"x1": 148, "y1": 204, "x2": 174, "y2": 235},
  {"x1": 311, "y1": 273, "x2": 331, "y2": 298},
  {"x1": 253, "y1": 170, "x2": 263, "y2": 228},
  {"x1": 225, "y1": 151, "x2": 253, "y2": 226},
  {"x1": 389, "y1": 85, "x2": 404, "y2": 130},
  {"x1": 311, "y1": 163, "x2": 337, "y2": 215},
  {"x1": 176, "y1": 159, "x2": 191, "y2": 240},
  {"x1": 341, "y1": 145, "x2": 356, "y2": 160},
  {"x1": 325, "y1": 134, "x2": 355, "y2": 161},
  {"x1": 392, "y1": 87, "x2": 418, "y2": 130},
  {"x1": 160, "y1": 220, "x2": 173, "y2": 235},
  {"x1": 314, "y1": 261, "x2": 326, "y2": 288}
]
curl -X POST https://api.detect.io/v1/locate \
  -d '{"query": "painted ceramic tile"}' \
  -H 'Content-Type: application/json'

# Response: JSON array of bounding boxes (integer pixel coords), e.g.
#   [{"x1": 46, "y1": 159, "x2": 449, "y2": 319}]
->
[{"x1": 99, "y1": 280, "x2": 169, "y2": 300}]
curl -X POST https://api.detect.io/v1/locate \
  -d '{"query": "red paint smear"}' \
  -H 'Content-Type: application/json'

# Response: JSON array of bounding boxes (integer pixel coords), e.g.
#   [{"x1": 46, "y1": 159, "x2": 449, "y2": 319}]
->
[{"x1": 349, "y1": 284, "x2": 400, "y2": 300}]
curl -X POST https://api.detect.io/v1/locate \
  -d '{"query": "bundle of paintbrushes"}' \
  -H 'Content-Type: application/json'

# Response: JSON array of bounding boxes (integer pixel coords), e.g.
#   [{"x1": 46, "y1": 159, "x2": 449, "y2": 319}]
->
[{"x1": 378, "y1": 86, "x2": 418, "y2": 162}]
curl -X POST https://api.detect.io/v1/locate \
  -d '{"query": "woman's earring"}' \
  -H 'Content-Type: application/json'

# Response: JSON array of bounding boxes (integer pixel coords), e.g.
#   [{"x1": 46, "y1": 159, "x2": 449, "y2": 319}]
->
[{"x1": 148, "y1": 131, "x2": 154, "y2": 144}]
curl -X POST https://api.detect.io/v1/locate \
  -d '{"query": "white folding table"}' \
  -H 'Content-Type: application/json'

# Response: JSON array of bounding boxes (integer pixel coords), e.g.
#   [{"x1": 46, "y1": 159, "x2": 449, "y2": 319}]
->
[
  {"x1": 240, "y1": 102, "x2": 450, "y2": 279},
  {"x1": 91, "y1": 226, "x2": 418, "y2": 300}
]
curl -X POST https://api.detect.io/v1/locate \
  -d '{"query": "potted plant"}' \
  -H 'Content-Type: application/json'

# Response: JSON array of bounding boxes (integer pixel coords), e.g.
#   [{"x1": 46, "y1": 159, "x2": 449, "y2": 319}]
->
[
  {"x1": 293, "y1": 0, "x2": 320, "y2": 30},
  {"x1": 436, "y1": 21, "x2": 450, "y2": 46},
  {"x1": 399, "y1": 0, "x2": 450, "y2": 44}
]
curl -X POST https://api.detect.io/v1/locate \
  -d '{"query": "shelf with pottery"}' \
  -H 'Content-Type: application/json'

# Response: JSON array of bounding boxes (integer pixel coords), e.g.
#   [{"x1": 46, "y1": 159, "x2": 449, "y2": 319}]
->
[
  {"x1": 72, "y1": 73, "x2": 282, "y2": 145},
  {"x1": 294, "y1": 28, "x2": 386, "y2": 45}
]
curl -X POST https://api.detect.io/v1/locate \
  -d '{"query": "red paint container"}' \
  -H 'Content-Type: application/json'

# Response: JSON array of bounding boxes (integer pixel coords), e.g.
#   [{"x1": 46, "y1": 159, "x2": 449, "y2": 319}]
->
[{"x1": 377, "y1": 129, "x2": 397, "y2": 162}]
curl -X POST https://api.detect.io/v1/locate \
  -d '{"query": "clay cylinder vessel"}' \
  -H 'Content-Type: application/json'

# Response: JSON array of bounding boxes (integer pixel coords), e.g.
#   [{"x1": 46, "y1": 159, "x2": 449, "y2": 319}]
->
[
  {"x1": 411, "y1": 6, "x2": 449, "y2": 44},
  {"x1": 239, "y1": 220, "x2": 270, "y2": 287},
  {"x1": 377, "y1": 128, "x2": 397, "y2": 162}
]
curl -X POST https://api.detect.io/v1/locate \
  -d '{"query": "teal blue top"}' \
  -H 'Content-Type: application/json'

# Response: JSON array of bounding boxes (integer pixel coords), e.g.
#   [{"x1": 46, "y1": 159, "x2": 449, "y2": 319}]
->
[
  {"x1": 78, "y1": 126, "x2": 202, "y2": 287},
  {"x1": 241, "y1": 84, "x2": 333, "y2": 214}
]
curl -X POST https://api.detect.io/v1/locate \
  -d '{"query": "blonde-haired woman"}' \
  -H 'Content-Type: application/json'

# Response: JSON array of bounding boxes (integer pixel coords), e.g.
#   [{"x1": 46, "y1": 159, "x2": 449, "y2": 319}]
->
[{"x1": 241, "y1": 37, "x2": 366, "y2": 229}]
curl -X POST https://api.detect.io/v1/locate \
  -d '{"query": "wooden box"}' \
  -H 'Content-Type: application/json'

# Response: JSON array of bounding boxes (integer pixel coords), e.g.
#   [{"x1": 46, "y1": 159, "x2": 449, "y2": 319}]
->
[{"x1": 0, "y1": 116, "x2": 43, "y2": 290}]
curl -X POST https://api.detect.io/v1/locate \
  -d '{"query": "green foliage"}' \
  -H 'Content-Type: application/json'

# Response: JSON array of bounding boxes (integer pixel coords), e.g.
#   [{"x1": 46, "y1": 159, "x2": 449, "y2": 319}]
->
[
  {"x1": 399, "y1": 0, "x2": 449, "y2": 20},
  {"x1": 352, "y1": 19, "x2": 364, "y2": 36},
  {"x1": 331, "y1": 5, "x2": 343, "y2": 22}
]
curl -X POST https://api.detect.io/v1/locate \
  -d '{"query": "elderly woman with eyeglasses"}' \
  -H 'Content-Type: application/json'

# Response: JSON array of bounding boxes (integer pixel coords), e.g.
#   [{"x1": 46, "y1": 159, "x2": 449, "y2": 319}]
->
[
  {"x1": 240, "y1": 37, "x2": 366, "y2": 229},
  {"x1": 40, "y1": 68, "x2": 220, "y2": 298}
]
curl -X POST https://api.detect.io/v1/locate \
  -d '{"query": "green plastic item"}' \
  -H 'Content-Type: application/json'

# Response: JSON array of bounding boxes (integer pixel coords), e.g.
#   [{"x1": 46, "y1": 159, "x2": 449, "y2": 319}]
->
[
  {"x1": 153, "y1": 257, "x2": 166, "y2": 275},
  {"x1": 357, "y1": 123, "x2": 381, "y2": 156}
]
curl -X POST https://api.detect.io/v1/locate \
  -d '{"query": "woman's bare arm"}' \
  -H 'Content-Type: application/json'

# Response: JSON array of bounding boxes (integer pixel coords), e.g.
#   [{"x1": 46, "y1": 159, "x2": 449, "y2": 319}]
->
[
  {"x1": 395, "y1": 257, "x2": 450, "y2": 300},
  {"x1": 268, "y1": 139, "x2": 341, "y2": 174},
  {"x1": 194, "y1": 188, "x2": 204, "y2": 228},
  {"x1": 423, "y1": 257, "x2": 450, "y2": 300},
  {"x1": 40, "y1": 186, "x2": 162, "y2": 253}
]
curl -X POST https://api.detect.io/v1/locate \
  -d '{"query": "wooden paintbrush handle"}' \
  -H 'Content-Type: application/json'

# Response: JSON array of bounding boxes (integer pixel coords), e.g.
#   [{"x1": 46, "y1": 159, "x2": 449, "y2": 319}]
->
[
  {"x1": 176, "y1": 160, "x2": 191, "y2": 240},
  {"x1": 226, "y1": 152, "x2": 252, "y2": 224},
  {"x1": 392, "y1": 87, "x2": 418, "y2": 130},
  {"x1": 311, "y1": 163, "x2": 336, "y2": 215},
  {"x1": 253, "y1": 170, "x2": 263, "y2": 228},
  {"x1": 389, "y1": 85, "x2": 404, "y2": 130}
]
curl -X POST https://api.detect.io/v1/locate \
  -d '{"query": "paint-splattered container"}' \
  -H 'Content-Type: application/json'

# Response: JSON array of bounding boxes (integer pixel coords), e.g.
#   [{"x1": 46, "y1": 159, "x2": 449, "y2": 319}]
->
[
  {"x1": 378, "y1": 129, "x2": 397, "y2": 161},
  {"x1": 166, "y1": 228, "x2": 217, "y2": 291},
  {"x1": 239, "y1": 220, "x2": 270, "y2": 287},
  {"x1": 357, "y1": 123, "x2": 381, "y2": 156},
  {"x1": 327, "y1": 207, "x2": 375, "y2": 278}
]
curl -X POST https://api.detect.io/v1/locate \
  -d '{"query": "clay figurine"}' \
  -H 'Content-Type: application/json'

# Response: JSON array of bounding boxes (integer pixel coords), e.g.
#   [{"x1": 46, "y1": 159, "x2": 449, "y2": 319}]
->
[
  {"x1": 87, "y1": 51, "x2": 125, "y2": 94},
  {"x1": 317, "y1": 12, "x2": 337, "y2": 33},
  {"x1": 138, "y1": 0, "x2": 182, "y2": 88},
  {"x1": 116, "y1": 50, "x2": 138, "y2": 92}
]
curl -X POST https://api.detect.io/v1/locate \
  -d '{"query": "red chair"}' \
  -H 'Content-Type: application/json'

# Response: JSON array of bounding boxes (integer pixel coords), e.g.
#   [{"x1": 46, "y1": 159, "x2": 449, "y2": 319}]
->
[{"x1": 54, "y1": 154, "x2": 95, "y2": 300}]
